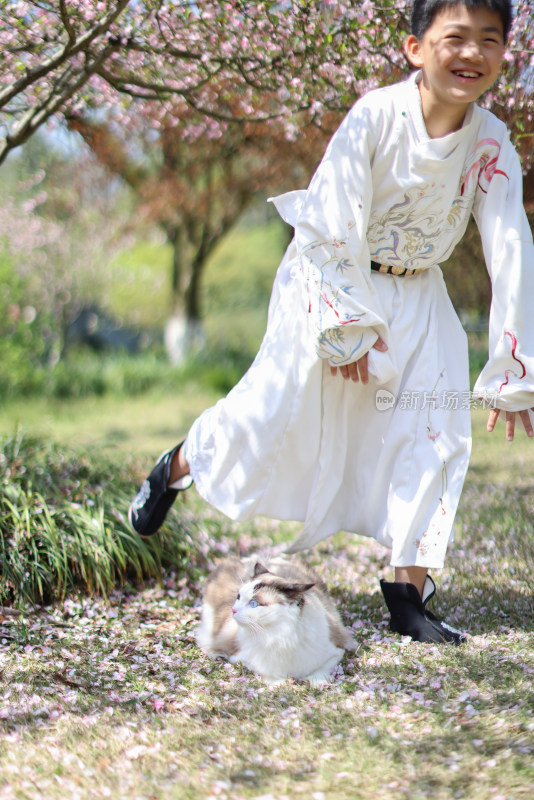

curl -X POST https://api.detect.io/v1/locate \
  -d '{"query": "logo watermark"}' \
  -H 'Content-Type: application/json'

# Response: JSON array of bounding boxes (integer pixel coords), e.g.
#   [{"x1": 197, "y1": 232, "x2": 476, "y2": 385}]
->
[
  {"x1": 375, "y1": 389, "x2": 396, "y2": 411},
  {"x1": 375, "y1": 389, "x2": 499, "y2": 412}
]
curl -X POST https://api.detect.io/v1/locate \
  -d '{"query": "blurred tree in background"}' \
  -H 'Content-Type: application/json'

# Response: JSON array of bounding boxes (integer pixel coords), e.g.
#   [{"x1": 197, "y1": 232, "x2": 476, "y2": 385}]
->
[
  {"x1": 0, "y1": 134, "x2": 133, "y2": 392},
  {"x1": 66, "y1": 101, "x2": 335, "y2": 361}
]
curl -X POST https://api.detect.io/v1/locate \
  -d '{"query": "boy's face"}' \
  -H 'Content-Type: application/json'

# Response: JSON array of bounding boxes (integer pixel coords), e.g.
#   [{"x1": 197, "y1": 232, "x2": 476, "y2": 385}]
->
[{"x1": 405, "y1": 4, "x2": 505, "y2": 109}]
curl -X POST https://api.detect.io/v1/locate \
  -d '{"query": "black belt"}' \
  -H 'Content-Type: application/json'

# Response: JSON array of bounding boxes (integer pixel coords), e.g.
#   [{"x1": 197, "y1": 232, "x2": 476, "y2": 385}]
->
[{"x1": 370, "y1": 260, "x2": 425, "y2": 276}]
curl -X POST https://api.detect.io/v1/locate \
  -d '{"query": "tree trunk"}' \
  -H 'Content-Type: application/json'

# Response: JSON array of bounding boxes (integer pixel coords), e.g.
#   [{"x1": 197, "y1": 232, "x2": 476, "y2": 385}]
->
[{"x1": 164, "y1": 226, "x2": 206, "y2": 365}]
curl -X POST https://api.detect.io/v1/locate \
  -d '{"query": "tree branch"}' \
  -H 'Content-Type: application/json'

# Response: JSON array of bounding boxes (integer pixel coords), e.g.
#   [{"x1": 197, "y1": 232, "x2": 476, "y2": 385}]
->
[
  {"x1": 59, "y1": 0, "x2": 77, "y2": 45},
  {"x1": 94, "y1": 64, "x2": 284, "y2": 123},
  {"x1": 0, "y1": 44, "x2": 117, "y2": 166},
  {"x1": 0, "y1": 0, "x2": 129, "y2": 110}
]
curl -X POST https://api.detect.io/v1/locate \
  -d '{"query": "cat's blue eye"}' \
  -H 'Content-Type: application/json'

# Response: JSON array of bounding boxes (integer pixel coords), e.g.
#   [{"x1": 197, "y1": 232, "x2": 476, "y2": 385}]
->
[
  {"x1": 249, "y1": 599, "x2": 259, "y2": 608},
  {"x1": 236, "y1": 592, "x2": 240, "y2": 600}
]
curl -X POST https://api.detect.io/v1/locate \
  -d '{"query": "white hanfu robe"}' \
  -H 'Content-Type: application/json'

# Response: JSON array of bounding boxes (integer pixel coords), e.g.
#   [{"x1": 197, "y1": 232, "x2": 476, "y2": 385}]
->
[{"x1": 184, "y1": 72, "x2": 534, "y2": 569}]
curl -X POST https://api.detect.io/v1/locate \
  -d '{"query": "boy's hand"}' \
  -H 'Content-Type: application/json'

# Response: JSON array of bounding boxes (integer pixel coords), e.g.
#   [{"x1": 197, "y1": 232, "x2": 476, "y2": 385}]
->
[
  {"x1": 486, "y1": 408, "x2": 534, "y2": 441},
  {"x1": 330, "y1": 337, "x2": 388, "y2": 384}
]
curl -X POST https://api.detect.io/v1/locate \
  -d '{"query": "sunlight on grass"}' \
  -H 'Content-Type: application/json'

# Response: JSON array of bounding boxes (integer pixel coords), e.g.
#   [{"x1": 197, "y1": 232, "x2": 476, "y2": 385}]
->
[
  {"x1": 0, "y1": 386, "x2": 219, "y2": 460},
  {"x1": 3, "y1": 396, "x2": 534, "y2": 476}
]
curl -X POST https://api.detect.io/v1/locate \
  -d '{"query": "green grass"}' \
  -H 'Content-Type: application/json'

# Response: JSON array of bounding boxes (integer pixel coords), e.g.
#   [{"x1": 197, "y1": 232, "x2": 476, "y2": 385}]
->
[
  {"x1": 0, "y1": 433, "x2": 205, "y2": 606},
  {"x1": 0, "y1": 384, "x2": 217, "y2": 461},
  {"x1": 1, "y1": 400, "x2": 534, "y2": 798},
  {"x1": 469, "y1": 406, "x2": 534, "y2": 487},
  {"x1": 1, "y1": 481, "x2": 534, "y2": 799}
]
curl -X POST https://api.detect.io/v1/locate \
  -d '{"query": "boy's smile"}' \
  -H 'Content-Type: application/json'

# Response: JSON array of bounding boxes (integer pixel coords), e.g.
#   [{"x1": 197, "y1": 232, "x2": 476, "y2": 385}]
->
[{"x1": 405, "y1": 4, "x2": 505, "y2": 137}]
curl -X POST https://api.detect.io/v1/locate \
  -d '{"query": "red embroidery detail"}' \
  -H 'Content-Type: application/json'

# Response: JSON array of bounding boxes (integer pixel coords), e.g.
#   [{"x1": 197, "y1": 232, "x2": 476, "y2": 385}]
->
[
  {"x1": 319, "y1": 291, "x2": 361, "y2": 325},
  {"x1": 498, "y1": 330, "x2": 526, "y2": 393},
  {"x1": 460, "y1": 139, "x2": 509, "y2": 196}
]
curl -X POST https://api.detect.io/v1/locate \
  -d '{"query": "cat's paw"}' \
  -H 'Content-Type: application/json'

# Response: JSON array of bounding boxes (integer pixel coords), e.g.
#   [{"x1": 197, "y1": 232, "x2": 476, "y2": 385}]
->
[
  {"x1": 345, "y1": 633, "x2": 359, "y2": 651},
  {"x1": 307, "y1": 673, "x2": 331, "y2": 687},
  {"x1": 262, "y1": 675, "x2": 288, "y2": 686}
]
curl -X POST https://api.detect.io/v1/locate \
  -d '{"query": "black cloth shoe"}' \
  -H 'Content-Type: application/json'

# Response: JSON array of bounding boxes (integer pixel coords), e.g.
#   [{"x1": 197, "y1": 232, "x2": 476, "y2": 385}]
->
[
  {"x1": 380, "y1": 575, "x2": 467, "y2": 645},
  {"x1": 128, "y1": 442, "x2": 193, "y2": 537}
]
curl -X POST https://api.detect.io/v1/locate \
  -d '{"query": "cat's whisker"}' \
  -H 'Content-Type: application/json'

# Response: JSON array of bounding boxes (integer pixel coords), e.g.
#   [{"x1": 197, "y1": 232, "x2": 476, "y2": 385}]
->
[{"x1": 243, "y1": 621, "x2": 263, "y2": 637}]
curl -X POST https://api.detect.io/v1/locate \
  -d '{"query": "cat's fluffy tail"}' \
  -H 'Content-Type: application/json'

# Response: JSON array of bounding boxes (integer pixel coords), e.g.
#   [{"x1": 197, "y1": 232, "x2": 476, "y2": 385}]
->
[{"x1": 195, "y1": 601, "x2": 239, "y2": 658}]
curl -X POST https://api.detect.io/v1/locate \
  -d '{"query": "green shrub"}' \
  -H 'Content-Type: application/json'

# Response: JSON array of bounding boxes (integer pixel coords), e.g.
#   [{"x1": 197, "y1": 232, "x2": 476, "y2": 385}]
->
[{"x1": 0, "y1": 432, "x2": 200, "y2": 606}]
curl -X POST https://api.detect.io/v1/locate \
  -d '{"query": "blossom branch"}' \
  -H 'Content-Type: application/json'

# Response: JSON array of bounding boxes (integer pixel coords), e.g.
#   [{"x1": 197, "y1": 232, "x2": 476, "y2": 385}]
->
[
  {"x1": 0, "y1": 44, "x2": 118, "y2": 166},
  {"x1": 0, "y1": 0, "x2": 129, "y2": 110}
]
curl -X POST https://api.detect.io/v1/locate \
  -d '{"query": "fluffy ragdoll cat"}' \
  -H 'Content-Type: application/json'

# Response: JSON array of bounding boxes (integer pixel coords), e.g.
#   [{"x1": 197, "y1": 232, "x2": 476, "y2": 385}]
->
[{"x1": 195, "y1": 556, "x2": 354, "y2": 685}]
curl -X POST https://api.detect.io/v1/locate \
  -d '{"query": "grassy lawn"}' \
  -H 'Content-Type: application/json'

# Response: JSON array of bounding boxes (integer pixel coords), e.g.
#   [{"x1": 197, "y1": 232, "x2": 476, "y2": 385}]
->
[
  {"x1": 0, "y1": 390, "x2": 531, "y2": 477},
  {"x1": 1, "y1": 394, "x2": 534, "y2": 799},
  {"x1": 0, "y1": 385, "x2": 220, "y2": 461}
]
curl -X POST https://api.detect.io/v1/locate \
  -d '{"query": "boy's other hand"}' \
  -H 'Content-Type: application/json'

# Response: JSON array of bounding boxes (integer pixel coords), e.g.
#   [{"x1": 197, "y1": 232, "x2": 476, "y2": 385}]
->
[
  {"x1": 486, "y1": 408, "x2": 534, "y2": 441},
  {"x1": 330, "y1": 337, "x2": 388, "y2": 384}
]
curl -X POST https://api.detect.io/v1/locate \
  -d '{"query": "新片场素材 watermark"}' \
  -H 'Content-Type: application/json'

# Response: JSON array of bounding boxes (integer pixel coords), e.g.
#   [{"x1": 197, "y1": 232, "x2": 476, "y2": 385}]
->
[{"x1": 375, "y1": 389, "x2": 498, "y2": 412}]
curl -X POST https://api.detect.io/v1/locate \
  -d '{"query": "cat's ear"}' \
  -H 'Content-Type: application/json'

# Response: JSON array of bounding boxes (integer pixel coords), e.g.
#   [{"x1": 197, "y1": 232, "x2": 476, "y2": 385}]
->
[
  {"x1": 253, "y1": 562, "x2": 271, "y2": 578},
  {"x1": 276, "y1": 581, "x2": 315, "y2": 598}
]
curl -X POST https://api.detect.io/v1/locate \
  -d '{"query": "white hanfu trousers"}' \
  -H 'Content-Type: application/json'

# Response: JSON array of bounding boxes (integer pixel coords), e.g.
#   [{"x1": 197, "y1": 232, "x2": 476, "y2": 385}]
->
[{"x1": 185, "y1": 242, "x2": 472, "y2": 569}]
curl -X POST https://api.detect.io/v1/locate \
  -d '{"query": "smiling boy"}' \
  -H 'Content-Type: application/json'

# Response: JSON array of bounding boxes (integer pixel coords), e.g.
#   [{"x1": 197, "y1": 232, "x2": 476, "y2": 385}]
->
[
  {"x1": 130, "y1": 0, "x2": 534, "y2": 644},
  {"x1": 406, "y1": 3, "x2": 506, "y2": 137}
]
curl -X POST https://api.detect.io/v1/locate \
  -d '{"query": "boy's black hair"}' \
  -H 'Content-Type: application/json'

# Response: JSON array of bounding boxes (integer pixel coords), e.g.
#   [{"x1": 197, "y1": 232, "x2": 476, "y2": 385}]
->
[{"x1": 411, "y1": 0, "x2": 513, "y2": 42}]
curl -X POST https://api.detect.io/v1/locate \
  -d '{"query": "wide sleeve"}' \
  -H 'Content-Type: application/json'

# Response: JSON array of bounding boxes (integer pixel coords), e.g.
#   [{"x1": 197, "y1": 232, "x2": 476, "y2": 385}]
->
[
  {"x1": 472, "y1": 136, "x2": 534, "y2": 412},
  {"x1": 292, "y1": 102, "x2": 391, "y2": 368}
]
